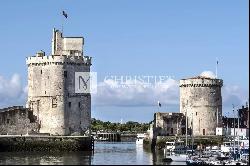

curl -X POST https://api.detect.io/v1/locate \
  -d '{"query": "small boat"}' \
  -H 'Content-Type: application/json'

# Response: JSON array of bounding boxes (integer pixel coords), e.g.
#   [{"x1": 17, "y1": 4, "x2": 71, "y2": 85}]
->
[
  {"x1": 163, "y1": 150, "x2": 188, "y2": 162},
  {"x1": 136, "y1": 133, "x2": 145, "y2": 145},
  {"x1": 167, "y1": 154, "x2": 188, "y2": 162},
  {"x1": 97, "y1": 137, "x2": 109, "y2": 141},
  {"x1": 165, "y1": 139, "x2": 186, "y2": 151}
]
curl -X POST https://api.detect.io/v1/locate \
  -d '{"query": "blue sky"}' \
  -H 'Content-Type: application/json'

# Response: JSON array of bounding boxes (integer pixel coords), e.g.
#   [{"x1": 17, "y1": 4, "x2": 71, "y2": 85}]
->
[{"x1": 0, "y1": 0, "x2": 249, "y2": 122}]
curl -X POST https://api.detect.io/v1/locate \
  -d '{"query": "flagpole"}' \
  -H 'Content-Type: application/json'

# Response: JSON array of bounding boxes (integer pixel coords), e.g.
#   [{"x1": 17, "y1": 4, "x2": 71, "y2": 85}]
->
[
  {"x1": 62, "y1": 11, "x2": 64, "y2": 34},
  {"x1": 216, "y1": 58, "x2": 218, "y2": 79}
]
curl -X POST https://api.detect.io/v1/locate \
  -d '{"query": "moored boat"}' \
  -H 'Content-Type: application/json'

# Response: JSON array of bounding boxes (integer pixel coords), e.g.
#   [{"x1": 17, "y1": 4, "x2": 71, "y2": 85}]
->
[{"x1": 136, "y1": 133, "x2": 145, "y2": 145}]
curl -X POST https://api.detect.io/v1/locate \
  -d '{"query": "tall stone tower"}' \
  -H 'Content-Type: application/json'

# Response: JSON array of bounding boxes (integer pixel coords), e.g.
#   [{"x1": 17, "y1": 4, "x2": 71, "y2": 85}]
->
[
  {"x1": 180, "y1": 76, "x2": 223, "y2": 136},
  {"x1": 26, "y1": 29, "x2": 92, "y2": 135}
]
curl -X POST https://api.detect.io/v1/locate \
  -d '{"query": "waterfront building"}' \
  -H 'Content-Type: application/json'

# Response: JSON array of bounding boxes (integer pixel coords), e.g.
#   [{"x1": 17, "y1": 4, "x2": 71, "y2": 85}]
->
[
  {"x1": 216, "y1": 127, "x2": 249, "y2": 137},
  {"x1": 222, "y1": 104, "x2": 249, "y2": 129},
  {"x1": 153, "y1": 112, "x2": 186, "y2": 136}
]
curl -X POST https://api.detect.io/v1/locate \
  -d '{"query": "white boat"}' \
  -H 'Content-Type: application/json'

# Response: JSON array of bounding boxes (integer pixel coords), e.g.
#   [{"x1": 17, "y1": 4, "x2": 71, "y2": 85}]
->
[
  {"x1": 165, "y1": 141, "x2": 175, "y2": 151},
  {"x1": 136, "y1": 133, "x2": 145, "y2": 145},
  {"x1": 163, "y1": 152, "x2": 188, "y2": 162},
  {"x1": 165, "y1": 140, "x2": 186, "y2": 152},
  {"x1": 163, "y1": 140, "x2": 188, "y2": 162},
  {"x1": 169, "y1": 154, "x2": 188, "y2": 162},
  {"x1": 221, "y1": 141, "x2": 233, "y2": 153}
]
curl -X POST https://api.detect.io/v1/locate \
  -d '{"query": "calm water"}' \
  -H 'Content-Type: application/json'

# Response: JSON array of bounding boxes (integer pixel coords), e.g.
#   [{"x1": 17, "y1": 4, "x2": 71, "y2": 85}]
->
[{"x1": 0, "y1": 142, "x2": 186, "y2": 165}]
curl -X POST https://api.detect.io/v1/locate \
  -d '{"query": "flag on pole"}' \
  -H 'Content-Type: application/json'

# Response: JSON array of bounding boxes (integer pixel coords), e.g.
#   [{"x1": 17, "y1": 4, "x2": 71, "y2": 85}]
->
[
  {"x1": 62, "y1": 11, "x2": 68, "y2": 18},
  {"x1": 158, "y1": 101, "x2": 161, "y2": 107}
]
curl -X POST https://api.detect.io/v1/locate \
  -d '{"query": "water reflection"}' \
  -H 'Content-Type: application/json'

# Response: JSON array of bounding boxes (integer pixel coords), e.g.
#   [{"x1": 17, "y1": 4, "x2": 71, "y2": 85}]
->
[
  {"x1": 0, "y1": 151, "x2": 92, "y2": 165},
  {"x1": 0, "y1": 142, "x2": 185, "y2": 165}
]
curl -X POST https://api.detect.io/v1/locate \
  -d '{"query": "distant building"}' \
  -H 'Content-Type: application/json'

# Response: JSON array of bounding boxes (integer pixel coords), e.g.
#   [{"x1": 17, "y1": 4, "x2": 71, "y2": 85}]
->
[
  {"x1": 222, "y1": 104, "x2": 249, "y2": 129},
  {"x1": 216, "y1": 127, "x2": 249, "y2": 138},
  {"x1": 0, "y1": 106, "x2": 39, "y2": 135},
  {"x1": 180, "y1": 76, "x2": 223, "y2": 136},
  {"x1": 153, "y1": 112, "x2": 186, "y2": 136}
]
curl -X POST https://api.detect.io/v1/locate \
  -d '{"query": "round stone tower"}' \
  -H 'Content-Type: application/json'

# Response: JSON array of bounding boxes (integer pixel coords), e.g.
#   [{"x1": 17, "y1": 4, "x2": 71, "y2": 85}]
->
[
  {"x1": 26, "y1": 29, "x2": 92, "y2": 135},
  {"x1": 179, "y1": 76, "x2": 223, "y2": 136}
]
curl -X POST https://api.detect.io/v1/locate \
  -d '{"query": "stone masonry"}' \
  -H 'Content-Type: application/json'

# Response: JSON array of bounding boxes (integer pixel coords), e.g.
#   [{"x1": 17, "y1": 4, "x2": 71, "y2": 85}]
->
[
  {"x1": 154, "y1": 112, "x2": 186, "y2": 136},
  {"x1": 26, "y1": 29, "x2": 92, "y2": 135},
  {"x1": 180, "y1": 76, "x2": 223, "y2": 136},
  {"x1": 0, "y1": 106, "x2": 39, "y2": 135}
]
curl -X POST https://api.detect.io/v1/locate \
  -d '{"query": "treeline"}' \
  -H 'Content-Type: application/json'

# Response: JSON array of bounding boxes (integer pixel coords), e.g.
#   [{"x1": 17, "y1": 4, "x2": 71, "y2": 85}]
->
[{"x1": 91, "y1": 118, "x2": 150, "y2": 133}]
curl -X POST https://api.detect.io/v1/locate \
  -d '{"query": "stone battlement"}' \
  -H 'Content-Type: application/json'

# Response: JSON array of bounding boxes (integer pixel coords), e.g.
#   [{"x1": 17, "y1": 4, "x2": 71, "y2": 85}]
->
[
  {"x1": 26, "y1": 54, "x2": 92, "y2": 66},
  {"x1": 0, "y1": 106, "x2": 25, "y2": 112},
  {"x1": 180, "y1": 77, "x2": 223, "y2": 87}
]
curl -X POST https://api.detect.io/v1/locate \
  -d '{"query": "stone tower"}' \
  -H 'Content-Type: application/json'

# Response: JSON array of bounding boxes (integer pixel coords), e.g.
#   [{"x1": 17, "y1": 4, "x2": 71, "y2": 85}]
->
[
  {"x1": 26, "y1": 29, "x2": 92, "y2": 135},
  {"x1": 179, "y1": 76, "x2": 223, "y2": 136}
]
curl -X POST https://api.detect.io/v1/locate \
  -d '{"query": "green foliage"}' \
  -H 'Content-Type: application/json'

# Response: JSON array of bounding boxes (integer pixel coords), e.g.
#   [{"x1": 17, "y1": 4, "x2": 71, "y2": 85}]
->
[{"x1": 91, "y1": 118, "x2": 149, "y2": 133}]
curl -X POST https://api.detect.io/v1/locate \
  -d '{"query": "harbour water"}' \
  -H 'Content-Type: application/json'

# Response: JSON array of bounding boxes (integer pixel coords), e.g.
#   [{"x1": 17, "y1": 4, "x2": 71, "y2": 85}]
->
[{"x1": 0, "y1": 142, "x2": 185, "y2": 165}]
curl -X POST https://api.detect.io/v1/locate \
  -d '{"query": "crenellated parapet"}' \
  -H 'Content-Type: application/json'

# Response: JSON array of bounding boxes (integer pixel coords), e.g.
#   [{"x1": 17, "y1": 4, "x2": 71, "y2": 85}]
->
[
  {"x1": 179, "y1": 77, "x2": 223, "y2": 88},
  {"x1": 26, "y1": 54, "x2": 92, "y2": 66}
]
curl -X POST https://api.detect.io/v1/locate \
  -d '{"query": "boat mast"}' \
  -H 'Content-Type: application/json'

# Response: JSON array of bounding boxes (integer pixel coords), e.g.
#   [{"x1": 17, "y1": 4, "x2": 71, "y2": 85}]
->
[
  {"x1": 237, "y1": 109, "x2": 240, "y2": 159},
  {"x1": 233, "y1": 104, "x2": 236, "y2": 160},
  {"x1": 185, "y1": 100, "x2": 188, "y2": 154},
  {"x1": 191, "y1": 112, "x2": 194, "y2": 155}
]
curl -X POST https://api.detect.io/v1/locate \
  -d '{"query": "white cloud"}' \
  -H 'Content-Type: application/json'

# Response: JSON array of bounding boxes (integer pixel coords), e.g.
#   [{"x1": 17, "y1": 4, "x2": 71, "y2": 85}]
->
[
  {"x1": 0, "y1": 74, "x2": 27, "y2": 108},
  {"x1": 93, "y1": 71, "x2": 248, "y2": 108},
  {"x1": 222, "y1": 84, "x2": 248, "y2": 107},
  {"x1": 92, "y1": 77, "x2": 179, "y2": 107},
  {"x1": 0, "y1": 72, "x2": 248, "y2": 110},
  {"x1": 200, "y1": 71, "x2": 216, "y2": 79}
]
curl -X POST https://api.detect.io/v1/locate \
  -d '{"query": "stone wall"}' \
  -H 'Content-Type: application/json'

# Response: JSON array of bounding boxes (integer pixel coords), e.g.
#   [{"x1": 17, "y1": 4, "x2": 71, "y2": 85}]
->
[
  {"x1": 0, "y1": 106, "x2": 39, "y2": 135},
  {"x1": 180, "y1": 76, "x2": 223, "y2": 136}
]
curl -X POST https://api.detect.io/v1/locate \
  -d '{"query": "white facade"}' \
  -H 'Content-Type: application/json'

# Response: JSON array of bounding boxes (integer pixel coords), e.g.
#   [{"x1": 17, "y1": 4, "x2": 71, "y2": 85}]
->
[{"x1": 216, "y1": 127, "x2": 249, "y2": 137}]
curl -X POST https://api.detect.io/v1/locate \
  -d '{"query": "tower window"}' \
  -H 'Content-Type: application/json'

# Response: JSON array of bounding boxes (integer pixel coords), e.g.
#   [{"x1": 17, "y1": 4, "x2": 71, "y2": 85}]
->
[
  {"x1": 45, "y1": 91, "x2": 46, "y2": 94},
  {"x1": 64, "y1": 71, "x2": 67, "y2": 78},
  {"x1": 78, "y1": 102, "x2": 80, "y2": 108},
  {"x1": 41, "y1": 70, "x2": 42, "y2": 74},
  {"x1": 69, "y1": 102, "x2": 71, "y2": 108},
  {"x1": 196, "y1": 112, "x2": 197, "y2": 116},
  {"x1": 52, "y1": 97, "x2": 57, "y2": 108},
  {"x1": 203, "y1": 129, "x2": 206, "y2": 135}
]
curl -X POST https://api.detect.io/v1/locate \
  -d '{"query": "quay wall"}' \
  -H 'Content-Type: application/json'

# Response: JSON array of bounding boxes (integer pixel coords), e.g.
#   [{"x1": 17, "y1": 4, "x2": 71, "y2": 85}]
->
[{"x1": 0, "y1": 135, "x2": 93, "y2": 152}]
